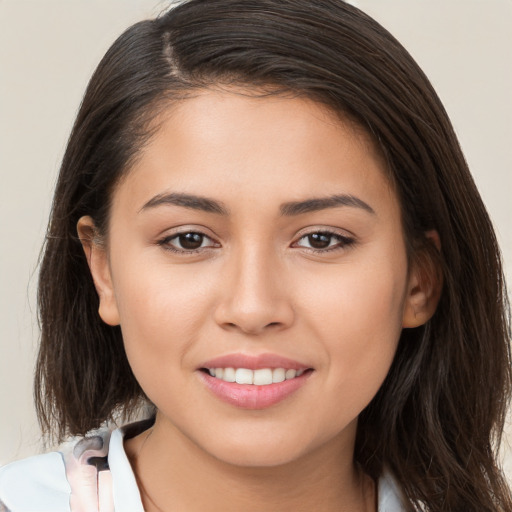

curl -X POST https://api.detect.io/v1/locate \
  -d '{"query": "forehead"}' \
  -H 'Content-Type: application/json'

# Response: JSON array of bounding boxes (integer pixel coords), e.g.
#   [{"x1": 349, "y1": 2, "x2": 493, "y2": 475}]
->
[
  {"x1": 112, "y1": 88, "x2": 397, "y2": 220},
  {"x1": 147, "y1": 87, "x2": 383, "y2": 167}
]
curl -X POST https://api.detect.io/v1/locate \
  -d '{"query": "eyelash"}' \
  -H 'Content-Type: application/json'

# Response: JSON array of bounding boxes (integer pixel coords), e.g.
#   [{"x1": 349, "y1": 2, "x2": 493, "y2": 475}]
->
[
  {"x1": 293, "y1": 231, "x2": 355, "y2": 253},
  {"x1": 157, "y1": 231, "x2": 219, "y2": 254},
  {"x1": 157, "y1": 230, "x2": 355, "y2": 255}
]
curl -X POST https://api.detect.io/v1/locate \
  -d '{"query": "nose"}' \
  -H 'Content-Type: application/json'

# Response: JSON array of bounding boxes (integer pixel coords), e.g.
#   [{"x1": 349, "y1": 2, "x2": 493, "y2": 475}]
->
[{"x1": 213, "y1": 246, "x2": 295, "y2": 335}]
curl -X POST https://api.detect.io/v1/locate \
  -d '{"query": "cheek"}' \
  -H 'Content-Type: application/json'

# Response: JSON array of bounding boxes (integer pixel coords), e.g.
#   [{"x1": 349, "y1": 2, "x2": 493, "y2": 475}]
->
[
  {"x1": 302, "y1": 255, "x2": 406, "y2": 334},
  {"x1": 299, "y1": 253, "x2": 407, "y2": 398},
  {"x1": 109, "y1": 252, "x2": 219, "y2": 373}
]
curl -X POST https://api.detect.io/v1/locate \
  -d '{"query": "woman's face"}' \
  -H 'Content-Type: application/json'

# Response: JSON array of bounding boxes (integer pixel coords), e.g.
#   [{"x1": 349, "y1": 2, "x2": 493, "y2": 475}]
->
[{"x1": 83, "y1": 89, "x2": 430, "y2": 467}]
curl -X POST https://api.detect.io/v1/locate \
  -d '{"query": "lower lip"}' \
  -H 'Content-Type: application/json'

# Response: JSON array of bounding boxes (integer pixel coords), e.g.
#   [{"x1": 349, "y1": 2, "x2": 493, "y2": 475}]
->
[{"x1": 198, "y1": 371, "x2": 312, "y2": 409}]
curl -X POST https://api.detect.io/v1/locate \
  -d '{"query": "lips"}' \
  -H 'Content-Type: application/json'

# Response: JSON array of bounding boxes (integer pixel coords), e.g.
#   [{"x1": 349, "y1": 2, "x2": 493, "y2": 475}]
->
[
  {"x1": 200, "y1": 353, "x2": 310, "y2": 371},
  {"x1": 198, "y1": 353, "x2": 313, "y2": 409}
]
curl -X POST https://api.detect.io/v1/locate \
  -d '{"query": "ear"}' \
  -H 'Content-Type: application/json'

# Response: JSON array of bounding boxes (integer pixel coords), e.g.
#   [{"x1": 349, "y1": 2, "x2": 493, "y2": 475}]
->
[
  {"x1": 77, "y1": 216, "x2": 120, "y2": 326},
  {"x1": 402, "y1": 230, "x2": 443, "y2": 328}
]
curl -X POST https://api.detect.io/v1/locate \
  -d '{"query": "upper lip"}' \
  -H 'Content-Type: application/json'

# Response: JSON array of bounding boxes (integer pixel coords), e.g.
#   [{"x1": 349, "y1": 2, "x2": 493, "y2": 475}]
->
[{"x1": 199, "y1": 353, "x2": 311, "y2": 371}]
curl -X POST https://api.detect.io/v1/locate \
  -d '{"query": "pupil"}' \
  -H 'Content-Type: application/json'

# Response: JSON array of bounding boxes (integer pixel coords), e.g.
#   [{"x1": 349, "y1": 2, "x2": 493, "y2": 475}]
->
[
  {"x1": 179, "y1": 233, "x2": 203, "y2": 249},
  {"x1": 308, "y1": 233, "x2": 331, "y2": 249}
]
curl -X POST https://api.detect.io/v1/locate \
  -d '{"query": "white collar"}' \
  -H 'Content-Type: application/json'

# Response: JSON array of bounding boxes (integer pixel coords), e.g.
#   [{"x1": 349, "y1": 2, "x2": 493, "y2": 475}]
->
[{"x1": 108, "y1": 427, "x2": 145, "y2": 511}]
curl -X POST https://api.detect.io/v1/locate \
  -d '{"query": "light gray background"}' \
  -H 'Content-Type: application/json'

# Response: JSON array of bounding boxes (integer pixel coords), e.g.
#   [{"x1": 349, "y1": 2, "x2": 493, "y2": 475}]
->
[{"x1": 1, "y1": 0, "x2": 511, "y2": 479}]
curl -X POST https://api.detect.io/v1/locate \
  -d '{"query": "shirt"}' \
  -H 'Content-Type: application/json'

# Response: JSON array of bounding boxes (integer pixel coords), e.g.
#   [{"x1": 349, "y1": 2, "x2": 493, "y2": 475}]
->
[{"x1": 0, "y1": 421, "x2": 406, "y2": 511}]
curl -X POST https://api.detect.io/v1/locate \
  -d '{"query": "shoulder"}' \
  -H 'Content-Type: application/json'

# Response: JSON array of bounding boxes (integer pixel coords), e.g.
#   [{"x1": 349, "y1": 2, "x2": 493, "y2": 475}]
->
[
  {"x1": 0, "y1": 427, "x2": 111, "y2": 512},
  {"x1": 0, "y1": 452, "x2": 71, "y2": 511},
  {"x1": 0, "y1": 420, "x2": 149, "y2": 512}
]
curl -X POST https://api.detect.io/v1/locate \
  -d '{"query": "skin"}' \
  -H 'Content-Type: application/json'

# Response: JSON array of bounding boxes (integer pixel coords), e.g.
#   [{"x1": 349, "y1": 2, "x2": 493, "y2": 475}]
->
[{"x1": 79, "y1": 89, "x2": 440, "y2": 512}]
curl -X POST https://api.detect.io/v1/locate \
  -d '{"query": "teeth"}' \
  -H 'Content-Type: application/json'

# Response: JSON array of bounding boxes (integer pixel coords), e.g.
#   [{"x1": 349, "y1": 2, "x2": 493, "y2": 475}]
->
[
  {"x1": 253, "y1": 369, "x2": 272, "y2": 385},
  {"x1": 207, "y1": 367, "x2": 306, "y2": 385},
  {"x1": 272, "y1": 368, "x2": 285, "y2": 383},
  {"x1": 285, "y1": 369, "x2": 296, "y2": 380},
  {"x1": 235, "y1": 368, "x2": 253, "y2": 384},
  {"x1": 223, "y1": 367, "x2": 236, "y2": 382}
]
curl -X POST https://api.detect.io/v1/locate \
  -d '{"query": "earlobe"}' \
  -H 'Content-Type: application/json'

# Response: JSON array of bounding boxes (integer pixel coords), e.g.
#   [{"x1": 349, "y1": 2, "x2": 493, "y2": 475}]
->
[
  {"x1": 77, "y1": 216, "x2": 120, "y2": 326},
  {"x1": 402, "y1": 230, "x2": 443, "y2": 328}
]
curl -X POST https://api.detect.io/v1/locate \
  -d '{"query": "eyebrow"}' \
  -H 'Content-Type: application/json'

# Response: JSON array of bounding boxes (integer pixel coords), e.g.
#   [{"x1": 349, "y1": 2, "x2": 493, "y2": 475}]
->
[
  {"x1": 139, "y1": 192, "x2": 375, "y2": 216},
  {"x1": 280, "y1": 194, "x2": 375, "y2": 216},
  {"x1": 140, "y1": 192, "x2": 229, "y2": 215}
]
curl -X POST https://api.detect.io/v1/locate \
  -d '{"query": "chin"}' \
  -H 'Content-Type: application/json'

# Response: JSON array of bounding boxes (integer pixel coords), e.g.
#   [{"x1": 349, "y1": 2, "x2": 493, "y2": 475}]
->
[
  {"x1": 213, "y1": 445, "x2": 304, "y2": 468},
  {"x1": 200, "y1": 431, "x2": 320, "y2": 469}
]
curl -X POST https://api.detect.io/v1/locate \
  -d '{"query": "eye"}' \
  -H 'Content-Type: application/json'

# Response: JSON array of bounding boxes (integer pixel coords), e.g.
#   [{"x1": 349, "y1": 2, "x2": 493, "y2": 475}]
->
[
  {"x1": 294, "y1": 231, "x2": 355, "y2": 252},
  {"x1": 158, "y1": 231, "x2": 218, "y2": 253}
]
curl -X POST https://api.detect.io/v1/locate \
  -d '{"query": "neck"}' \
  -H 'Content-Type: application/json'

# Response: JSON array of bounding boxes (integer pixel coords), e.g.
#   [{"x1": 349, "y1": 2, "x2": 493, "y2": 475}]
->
[{"x1": 126, "y1": 416, "x2": 375, "y2": 512}]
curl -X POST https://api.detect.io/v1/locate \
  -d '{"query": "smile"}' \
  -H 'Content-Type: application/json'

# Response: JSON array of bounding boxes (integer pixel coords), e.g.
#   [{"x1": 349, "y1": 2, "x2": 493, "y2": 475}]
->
[
  {"x1": 205, "y1": 367, "x2": 305, "y2": 385},
  {"x1": 198, "y1": 355, "x2": 313, "y2": 409}
]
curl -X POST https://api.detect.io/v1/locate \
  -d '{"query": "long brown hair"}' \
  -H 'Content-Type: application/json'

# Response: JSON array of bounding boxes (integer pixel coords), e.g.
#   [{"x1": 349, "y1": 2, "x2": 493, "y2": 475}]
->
[{"x1": 35, "y1": 1, "x2": 511, "y2": 510}]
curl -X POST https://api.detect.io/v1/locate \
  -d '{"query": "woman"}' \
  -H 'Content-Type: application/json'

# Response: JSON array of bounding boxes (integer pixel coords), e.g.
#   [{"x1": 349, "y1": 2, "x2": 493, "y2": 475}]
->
[{"x1": 1, "y1": 1, "x2": 510, "y2": 510}]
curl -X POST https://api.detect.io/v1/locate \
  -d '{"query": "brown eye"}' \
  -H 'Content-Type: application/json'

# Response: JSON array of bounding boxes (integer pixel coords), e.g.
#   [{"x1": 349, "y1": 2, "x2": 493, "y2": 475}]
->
[
  {"x1": 295, "y1": 231, "x2": 355, "y2": 252},
  {"x1": 159, "y1": 231, "x2": 218, "y2": 253},
  {"x1": 178, "y1": 232, "x2": 205, "y2": 250},
  {"x1": 307, "y1": 233, "x2": 332, "y2": 249}
]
